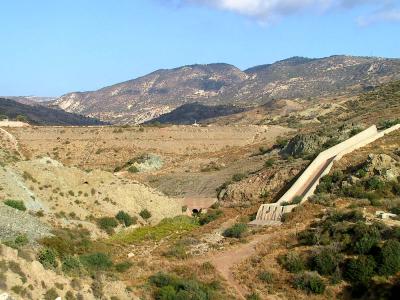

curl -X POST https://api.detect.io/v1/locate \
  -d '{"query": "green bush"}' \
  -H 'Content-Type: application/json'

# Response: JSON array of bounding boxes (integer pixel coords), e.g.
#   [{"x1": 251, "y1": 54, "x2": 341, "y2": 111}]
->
[
  {"x1": 278, "y1": 252, "x2": 305, "y2": 273},
  {"x1": 38, "y1": 248, "x2": 58, "y2": 269},
  {"x1": 115, "y1": 261, "x2": 133, "y2": 273},
  {"x1": 276, "y1": 137, "x2": 288, "y2": 148},
  {"x1": 356, "y1": 169, "x2": 367, "y2": 178},
  {"x1": 378, "y1": 239, "x2": 400, "y2": 276},
  {"x1": 365, "y1": 177, "x2": 384, "y2": 191},
  {"x1": 392, "y1": 182, "x2": 400, "y2": 196},
  {"x1": 379, "y1": 119, "x2": 400, "y2": 130},
  {"x1": 80, "y1": 252, "x2": 112, "y2": 271},
  {"x1": 127, "y1": 166, "x2": 139, "y2": 173},
  {"x1": 39, "y1": 228, "x2": 92, "y2": 257},
  {"x1": 62, "y1": 256, "x2": 82, "y2": 275},
  {"x1": 4, "y1": 234, "x2": 29, "y2": 249},
  {"x1": 163, "y1": 243, "x2": 189, "y2": 260},
  {"x1": 198, "y1": 209, "x2": 223, "y2": 225},
  {"x1": 149, "y1": 272, "x2": 221, "y2": 300},
  {"x1": 264, "y1": 159, "x2": 275, "y2": 167},
  {"x1": 232, "y1": 173, "x2": 246, "y2": 182},
  {"x1": 344, "y1": 255, "x2": 376, "y2": 284},
  {"x1": 298, "y1": 230, "x2": 319, "y2": 246},
  {"x1": 311, "y1": 247, "x2": 342, "y2": 276},
  {"x1": 223, "y1": 223, "x2": 248, "y2": 238},
  {"x1": 115, "y1": 211, "x2": 136, "y2": 227},
  {"x1": 97, "y1": 217, "x2": 118, "y2": 233},
  {"x1": 292, "y1": 196, "x2": 303, "y2": 204},
  {"x1": 246, "y1": 292, "x2": 261, "y2": 300},
  {"x1": 157, "y1": 285, "x2": 177, "y2": 299},
  {"x1": 43, "y1": 288, "x2": 59, "y2": 300},
  {"x1": 316, "y1": 175, "x2": 334, "y2": 194},
  {"x1": 258, "y1": 271, "x2": 273, "y2": 283},
  {"x1": 4, "y1": 200, "x2": 26, "y2": 211},
  {"x1": 351, "y1": 223, "x2": 380, "y2": 254},
  {"x1": 293, "y1": 271, "x2": 326, "y2": 294},
  {"x1": 139, "y1": 209, "x2": 152, "y2": 220},
  {"x1": 329, "y1": 209, "x2": 365, "y2": 223}
]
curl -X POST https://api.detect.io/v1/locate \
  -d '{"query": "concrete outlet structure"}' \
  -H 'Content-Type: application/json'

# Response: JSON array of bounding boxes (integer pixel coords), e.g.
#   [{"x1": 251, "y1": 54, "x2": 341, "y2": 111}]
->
[{"x1": 251, "y1": 124, "x2": 400, "y2": 226}]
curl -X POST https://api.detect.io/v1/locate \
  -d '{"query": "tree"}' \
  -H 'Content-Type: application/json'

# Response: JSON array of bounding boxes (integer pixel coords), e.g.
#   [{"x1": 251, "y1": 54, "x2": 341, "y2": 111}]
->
[
  {"x1": 311, "y1": 247, "x2": 342, "y2": 276},
  {"x1": 344, "y1": 256, "x2": 376, "y2": 284},
  {"x1": 378, "y1": 240, "x2": 400, "y2": 276}
]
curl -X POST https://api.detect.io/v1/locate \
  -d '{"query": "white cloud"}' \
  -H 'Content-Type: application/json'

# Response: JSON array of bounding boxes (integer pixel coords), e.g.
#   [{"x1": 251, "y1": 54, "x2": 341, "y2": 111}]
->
[
  {"x1": 163, "y1": 0, "x2": 400, "y2": 24},
  {"x1": 183, "y1": 0, "x2": 332, "y2": 20},
  {"x1": 358, "y1": 8, "x2": 400, "y2": 26}
]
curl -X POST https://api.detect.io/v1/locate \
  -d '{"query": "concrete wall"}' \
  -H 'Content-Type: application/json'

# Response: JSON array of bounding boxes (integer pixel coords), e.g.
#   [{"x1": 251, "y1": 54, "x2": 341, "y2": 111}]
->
[
  {"x1": 277, "y1": 125, "x2": 378, "y2": 205},
  {"x1": 254, "y1": 124, "x2": 400, "y2": 224}
]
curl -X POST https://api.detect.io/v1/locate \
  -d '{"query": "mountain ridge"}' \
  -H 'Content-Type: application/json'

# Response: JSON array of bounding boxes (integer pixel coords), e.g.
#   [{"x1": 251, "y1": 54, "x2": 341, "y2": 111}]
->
[
  {"x1": 0, "y1": 98, "x2": 106, "y2": 126},
  {"x1": 53, "y1": 55, "x2": 400, "y2": 124}
]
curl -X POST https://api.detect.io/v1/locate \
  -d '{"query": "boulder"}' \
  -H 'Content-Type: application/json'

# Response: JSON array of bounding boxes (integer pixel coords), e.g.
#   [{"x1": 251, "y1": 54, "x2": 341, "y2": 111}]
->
[
  {"x1": 281, "y1": 134, "x2": 328, "y2": 158},
  {"x1": 365, "y1": 154, "x2": 400, "y2": 182}
]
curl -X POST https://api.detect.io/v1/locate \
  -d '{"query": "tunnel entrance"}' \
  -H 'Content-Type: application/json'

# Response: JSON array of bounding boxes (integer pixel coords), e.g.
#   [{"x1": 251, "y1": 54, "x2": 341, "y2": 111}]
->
[{"x1": 192, "y1": 208, "x2": 202, "y2": 215}]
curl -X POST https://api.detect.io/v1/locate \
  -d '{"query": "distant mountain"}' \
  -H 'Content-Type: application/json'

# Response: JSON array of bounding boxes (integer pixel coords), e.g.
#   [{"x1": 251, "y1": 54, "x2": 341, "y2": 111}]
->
[
  {"x1": 0, "y1": 98, "x2": 106, "y2": 126},
  {"x1": 54, "y1": 55, "x2": 400, "y2": 124},
  {"x1": 2, "y1": 96, "x2": 56, "y2": 106},
  {"x1": 145, "y1": 102, "x2": 246, "y2": 125}
]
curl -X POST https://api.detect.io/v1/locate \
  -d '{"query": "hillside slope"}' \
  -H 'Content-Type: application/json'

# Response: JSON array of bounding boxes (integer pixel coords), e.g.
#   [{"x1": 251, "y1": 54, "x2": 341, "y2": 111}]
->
[
  {"x1": 146, "y1": 102, "x2": 246, "y2": 125},
  {"x1": 0, "y1": 98, "x2": 106, "y2": 126},
  {"x1": 54, "y1": 55, "x2": 400, "y2": 124}
]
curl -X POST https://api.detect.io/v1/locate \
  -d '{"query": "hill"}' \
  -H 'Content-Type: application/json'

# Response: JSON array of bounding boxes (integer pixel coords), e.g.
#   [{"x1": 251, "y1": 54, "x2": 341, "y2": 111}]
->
[
  {"x1": 54, "y1": 55, "x2": 400, "y2": 124},
  {"x1": 145, "y1": 102, "x2": 246, "y2": 125},
  {"x1": 0, "y1": 97, "x2": 106, "y2": 126},
  {"x1": 1, "y1": 96, "x2": 56, "y2": 106}
]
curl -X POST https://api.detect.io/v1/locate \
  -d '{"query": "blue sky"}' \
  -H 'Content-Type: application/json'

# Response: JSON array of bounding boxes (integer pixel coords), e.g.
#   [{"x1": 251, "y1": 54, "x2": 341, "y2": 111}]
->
[{"x1": 1, "y1": 0, "x2": 399, "y2": 96}]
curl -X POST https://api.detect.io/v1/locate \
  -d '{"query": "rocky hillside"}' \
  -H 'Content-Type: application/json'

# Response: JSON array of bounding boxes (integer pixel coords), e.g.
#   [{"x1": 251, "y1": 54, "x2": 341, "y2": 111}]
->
[
  {"x1": 54, "y1": 63, "x2": 246, "y2": 124},
  {"x1": 54, "y1": 55, "x2": 400, "y2": 124},
  {"x1": 145, "y1": 102, "x2": 246, "y2": 125},
  {"x1": 0, "y1": 98, "x2": 106, "y2": 126}
]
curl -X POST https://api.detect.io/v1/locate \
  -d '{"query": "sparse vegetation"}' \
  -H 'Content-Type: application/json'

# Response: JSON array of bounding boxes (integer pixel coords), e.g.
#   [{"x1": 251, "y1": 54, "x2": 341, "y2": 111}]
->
[
  {"x1": 198, "y1": 209, "x2": 223, "y2": 225},
  {"x1": 149, "y1": 272, "x2": 223, "y2": 300},
  {"x1": 258, "y1": 271, "x2": 274, "y2": 283},
  {"x1": 97, "y1": 217, "x2": 119, "y2": 234},
  {"x1": 4, "y1": 234, "x2": 29, "y2": 249},
  {"x1": 139, "y1": 208, "x2": 152, "y2": 220},
  {"x1": 293, "y1": 271, "x2": 325, "y2": 294},
  {"x1": 115, "y1": 261, "x2": 133, "y2": 273},
  {"x1": 38, "y1": 248, "x2": 59, "y2": 269},
  {"x1": 223, "y1": 223, "x2": 248, "y2": 238},
  {"x1": 112, "y1": 216, "x2": 199, "y2": 244},
  {"x1": 232, "y1": 173, "x2": 246, "y2": 182},
  {"x1": 4, "y1": 199, "x2": 26, "y2": 211},
  {"x1": 115, "y1": 211, "x2": 136, "y2": 227},
  {"x1": 278, "y1": 252, "x2": 305, "y2": 273},
  {"x1": 80, "y1": 252, "x2": 113, "y2": 271},
  {"x1": 44, "y1": 288, "x2": 59, "y2": 300}
]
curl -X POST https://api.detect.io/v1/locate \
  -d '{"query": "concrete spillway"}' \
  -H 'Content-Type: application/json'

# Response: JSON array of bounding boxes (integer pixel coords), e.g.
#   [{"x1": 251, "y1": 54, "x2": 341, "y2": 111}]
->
[{"x1": 251, "y1": 124, "x2": 400, "y2": 225}]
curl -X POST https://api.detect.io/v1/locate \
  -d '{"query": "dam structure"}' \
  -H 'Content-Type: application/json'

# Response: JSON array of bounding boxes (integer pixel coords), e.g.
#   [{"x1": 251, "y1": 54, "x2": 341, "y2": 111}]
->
[{"x1": 251, "y1": 124, "x2": 400, "y2": 226}]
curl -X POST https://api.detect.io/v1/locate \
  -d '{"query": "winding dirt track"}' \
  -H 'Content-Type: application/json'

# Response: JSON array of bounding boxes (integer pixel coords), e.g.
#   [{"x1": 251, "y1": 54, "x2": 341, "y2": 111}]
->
[
  {"x1": 206, "y1": 235, "x2": 269, "y2": 299},
  {"x1": 200, "y1": 223, "x2": 303, "y2": 299},
  {"x1": 200, "y1": 230, "x2": 282, "y2": 299}
]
